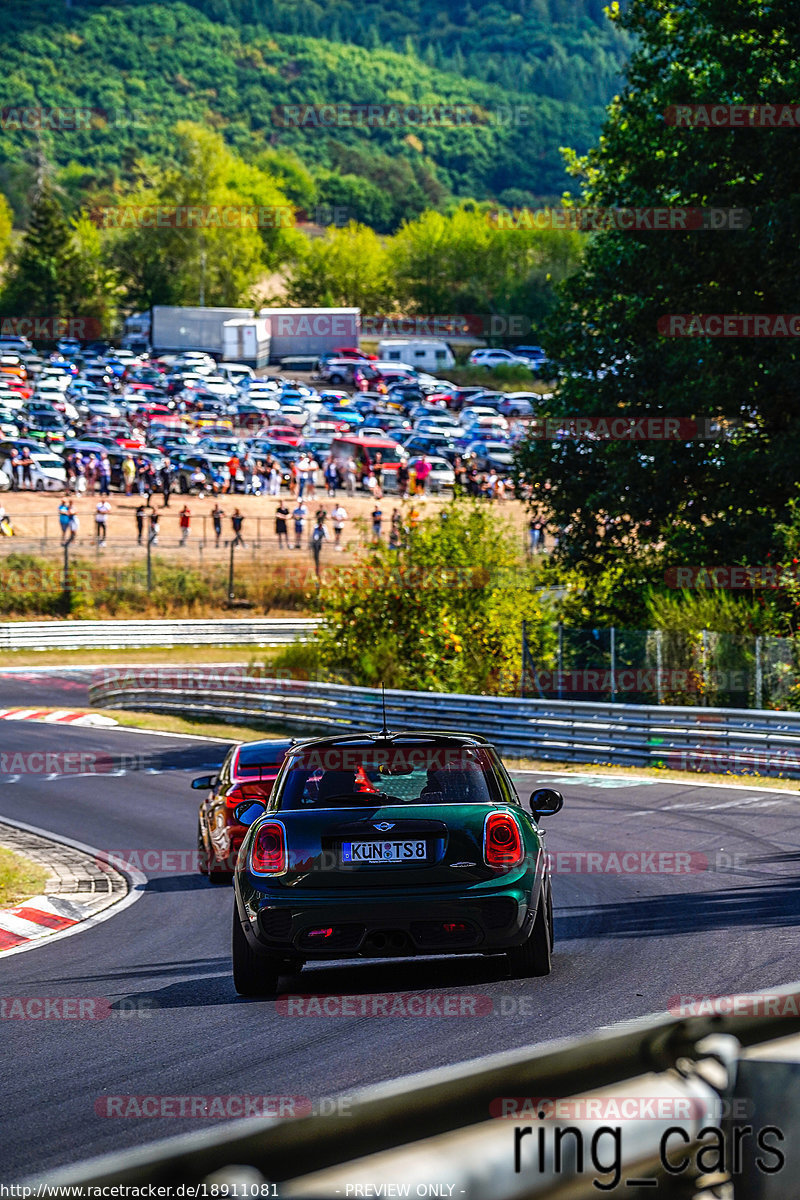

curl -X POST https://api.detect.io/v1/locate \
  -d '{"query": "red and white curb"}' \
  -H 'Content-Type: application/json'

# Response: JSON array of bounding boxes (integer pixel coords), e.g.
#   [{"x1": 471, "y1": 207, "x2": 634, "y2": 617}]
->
[
  {"x1": 0, "y1": 818, "x2": 144, "y2": 958},
  {"x1": 0, "y1": 708, "x2": 117, "y2": 726}
]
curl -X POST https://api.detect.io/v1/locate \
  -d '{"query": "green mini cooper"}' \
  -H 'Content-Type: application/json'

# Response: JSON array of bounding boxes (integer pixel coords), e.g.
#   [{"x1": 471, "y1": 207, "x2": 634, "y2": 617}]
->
[{"x1": 231, "y1": 729, "x2": 563, "y2": 995}]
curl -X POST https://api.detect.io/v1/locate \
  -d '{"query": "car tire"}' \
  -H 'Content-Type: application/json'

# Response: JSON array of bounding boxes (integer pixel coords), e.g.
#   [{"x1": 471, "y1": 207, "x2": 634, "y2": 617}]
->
[
  {"x1": 507, "y1": 884, "x2": 552, "y2": 978},
  {"x1": 509, "y1": 409, "x2": 520, "y2": 418},
  {"x1": 198, "y1": 818, "x2": 231, "y2": 884},
  {"x1": 232, "y1": 902, "x2": 282, "y2": 997}
]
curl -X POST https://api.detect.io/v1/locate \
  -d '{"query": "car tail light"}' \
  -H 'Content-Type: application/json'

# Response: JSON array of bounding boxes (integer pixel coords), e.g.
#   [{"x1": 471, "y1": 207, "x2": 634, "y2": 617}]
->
[
  {"x1": 306, "y1": 927, "x2": 333, "y2": 940},
  {"x1": 226, "y1": 781, "x2": 273, "y2": 808},
  {"x1": 249, "y1": 822, "x2": 286, "y2": 875},
  {"x1": 483, "y1": 812, "x2": 524, "y2": 867}
]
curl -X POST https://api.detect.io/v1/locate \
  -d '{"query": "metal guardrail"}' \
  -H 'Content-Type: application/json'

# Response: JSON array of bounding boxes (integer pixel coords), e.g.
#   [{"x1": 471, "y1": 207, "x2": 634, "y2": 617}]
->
[
  {"x1": 0, "y1": 618, "x2": 318, "y2": 651},
  {"x1": 89, "y1": 673, "x2": 800, "y2": 777},
  {"x1": 29, "y1": 982, "x2": 800, "y2": 1196}
]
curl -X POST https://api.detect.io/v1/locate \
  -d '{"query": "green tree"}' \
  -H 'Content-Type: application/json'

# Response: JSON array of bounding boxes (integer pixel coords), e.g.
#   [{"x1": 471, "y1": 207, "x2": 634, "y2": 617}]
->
[
  {"x1": 0, "y1": 182, "x2": 76, "y2": 318},
  {"x1": 0, "y1": 193, "x2": 12, "y2": 269},
  {"x1": 285, "y1": 221, "x2": 393, "y2": 310},
  {"x1": 515, "y1": 0, "x2": 800, "y2": 577},
  {"x1": 314, "y1": 499, "x2": 555, "y2": 694}
]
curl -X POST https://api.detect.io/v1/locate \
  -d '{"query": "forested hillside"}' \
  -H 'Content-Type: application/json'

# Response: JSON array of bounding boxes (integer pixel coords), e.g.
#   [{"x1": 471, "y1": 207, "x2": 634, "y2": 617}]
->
[{"x1": 0, "y1": 0, "x2": 631, "y2": 229}]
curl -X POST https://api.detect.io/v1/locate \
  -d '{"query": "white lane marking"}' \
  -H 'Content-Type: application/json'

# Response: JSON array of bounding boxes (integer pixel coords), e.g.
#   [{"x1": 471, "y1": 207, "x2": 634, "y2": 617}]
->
[
  {"x1": 532, "y1": 774, "x2": 657, "y2": 789},
  {"x1": 629, "y1": 797, "x2": 788, "y2": 815},
  {"x1": 518, "y1": 767, "x2": 797, "y2": 797},
  {"x1": 0, "y1": 816, "x2": 146, "y2": 959}
]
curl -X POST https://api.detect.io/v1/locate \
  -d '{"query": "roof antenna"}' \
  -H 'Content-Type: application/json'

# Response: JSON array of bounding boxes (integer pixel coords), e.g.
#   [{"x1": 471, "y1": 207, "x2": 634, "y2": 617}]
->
[{"x1": 379, "y1": 682, "x2": 389, "y2": 737}]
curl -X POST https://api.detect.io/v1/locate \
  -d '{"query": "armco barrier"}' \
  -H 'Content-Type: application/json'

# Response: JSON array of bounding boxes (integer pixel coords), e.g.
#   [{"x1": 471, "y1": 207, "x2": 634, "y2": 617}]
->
[
  {"x1": 89, "y1": 672, "x2": 800, "y2": 777},
  {"x1": 29, "y1": 981, "x2": 800, "y2": 1197},
  {"x1": 0, "y1": 618, "x2": 317, "y2": 651}
]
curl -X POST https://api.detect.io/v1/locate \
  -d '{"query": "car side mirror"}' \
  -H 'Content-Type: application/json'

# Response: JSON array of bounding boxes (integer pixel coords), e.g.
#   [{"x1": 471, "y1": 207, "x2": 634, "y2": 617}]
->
[
  {"x1": 530, "y1": 788, "x2": 563, "y2": 818},
  {"x1": 233, "y1": 801, "x2": 267, "y2": 826},
  {"x1": 191, "y1": 775, "x2": 217, "y2": 790}
]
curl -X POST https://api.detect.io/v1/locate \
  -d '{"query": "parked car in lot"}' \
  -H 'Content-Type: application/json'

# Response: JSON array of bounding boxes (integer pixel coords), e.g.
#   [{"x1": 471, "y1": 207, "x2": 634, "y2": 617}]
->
[
  {"x1": 497, "y1": 393, "x2": 540, "y2": 419},
  {"x1": 463, "y1": 439, "x2": 515, "y2": 472},
  {"x1": 230, "y1": 730, "x2": 563, "y2": 994},
  {"x1": 194, "y1": 739, "x2": 296, "y2": 883},
  {"x1": 468, "y1": 348, "x2": 533, "y2": 369}
]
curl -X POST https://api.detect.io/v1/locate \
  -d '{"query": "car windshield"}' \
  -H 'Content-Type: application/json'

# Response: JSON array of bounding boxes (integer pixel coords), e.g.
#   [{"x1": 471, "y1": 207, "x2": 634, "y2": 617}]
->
[
  {"x1": 236, "y1": 742, "x2": 291, "y2": 776},
  {"x1": 277, "y1": 741, "x2": 498, "y2": 809}
]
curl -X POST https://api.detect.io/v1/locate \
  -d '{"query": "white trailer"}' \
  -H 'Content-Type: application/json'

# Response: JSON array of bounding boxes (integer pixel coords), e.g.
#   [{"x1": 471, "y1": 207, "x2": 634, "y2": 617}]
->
[
  {"x1": 150, "y1": 306, "x2": 254, "y2": 357},
  {"x1": 377, "y1": 338, "x2": 455, "y2": 371},
  {"x1": 258, "y1": 307, "x2": 360, "y2": 363},
  {"x1": 222, "y1": 318, "x2": 271, "y2": 368}
]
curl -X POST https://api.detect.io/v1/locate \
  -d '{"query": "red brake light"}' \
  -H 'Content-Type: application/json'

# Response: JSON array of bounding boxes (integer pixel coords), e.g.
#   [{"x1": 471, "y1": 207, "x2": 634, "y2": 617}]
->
[
  {"x1": 307, "y1": 927, "x2": 333, "y2": 939},
  {"x1": 250, "y1": 822, "x2": 286, "y2": 874},
  {"x1": 484, "y1": 812, "x2": 524, "y2": 867},
  {"x1": 226, "y1": 781, "x2": 273, "y2": 808}
]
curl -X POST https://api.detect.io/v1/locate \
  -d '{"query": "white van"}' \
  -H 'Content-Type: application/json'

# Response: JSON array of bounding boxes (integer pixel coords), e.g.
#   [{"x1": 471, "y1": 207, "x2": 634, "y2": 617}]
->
[
  {"x1": 218, "y1": 362, "x2": 255, "y2": 389},
  {"x1": 377, "y1": 339, "x2": 455, "y2": 372}
]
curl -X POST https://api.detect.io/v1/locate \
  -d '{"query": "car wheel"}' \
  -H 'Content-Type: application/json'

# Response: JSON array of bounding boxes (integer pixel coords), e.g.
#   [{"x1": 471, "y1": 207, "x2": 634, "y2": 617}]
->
[
  {"x1": 506, "y1": 885, "x2": 552, "y2": 978},
  {"x1": 509, "y1": 409, "x2": 520, "y2": 418},
  {"x1": 35, "y1": 480, "x2": 44, "y2": 491},
  {"x1": 232, "y1": 902, "x2": 282, "y2": 996}
]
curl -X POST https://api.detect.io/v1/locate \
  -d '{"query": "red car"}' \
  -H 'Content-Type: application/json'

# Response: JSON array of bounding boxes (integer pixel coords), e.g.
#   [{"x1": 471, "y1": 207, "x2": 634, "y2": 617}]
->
[
  {"x1": 333, "y1": 347, "x2": 378, "y2": 361},
  {"x1": 265, "y1": 424, "x2": 301, "y2": 445},
  {"x1": 194, "y1": 739, "x2": 295, "y2": 882}
]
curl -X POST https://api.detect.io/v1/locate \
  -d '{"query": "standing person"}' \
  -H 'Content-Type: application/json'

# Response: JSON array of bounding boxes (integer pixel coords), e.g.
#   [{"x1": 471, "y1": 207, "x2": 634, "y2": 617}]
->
[
  {"x1": 415, "y1": 455, "x2": 431, "y2": 495},
  {"x1": 396, "y1": 459, "x2": 409, "y2": 500},
  {"x1": 310, "y1": 515, "x2": 327, "y2": 577},
  {"x1": 373, "y1": 452, "x2": 383, "y2": 494},
  {"x1": 307, "y1": 457, "x2": 319, "y2": 500},
  {"x1": 20, "y1": 447, "x2": 34, "y2": 490},
  {"x1": 85, "y1": 454, "x2": 98, "y2": 496},
  {"x1": 324, "y1": 455, "x2": 338, "y2": 496},
  {"x1": 65, "y1": 502, "x2": 79, "y2": 546},
  {"x1": 330, "y1": 501, "x2": 348, "y2": 550},
  {"x1": 135, "y1": 502, "x2": 146, "y2": 545},
  {"x1": 227, "y1": 454, "x2": 240, "y2": 494},
  {"x1": 58, "y1": 499, "x2": 71, "y2": 545},
  {"x1": 160, "y1": 457, "x2": 173, "y2": 507},
  {"x1": 345, "y1": 456, "x2": 357, "y2": 497},
  {"x1": 179, "y1": 503, "x2": 191, "y2": 546},
  {"x1": 528, "y1": 515, "x2": 539, "y2": 556},
  {"x1": 231, "y1": 508, "x2": 245, "y2": 548},
  {"x1": 95, "y1": 498, "x2": 110, "y2": 544},
  {"x1": 296, "y1": 453, "x2": 310, "y2": 499},
  {"x1": 149, "y1": 508, "x2": 160, "y2": 546},
  {"x1": 143, "y1": 459, "x2": 156, "y2": 502},
  {"x1": 275, "y1": 500, "x2": 290, "y2": 548},
  {"x1": 122, "y1": 454, "x2": 136, "y2": 496},
  {"x1": 212, "y1": 501, "x2": 225, "y2": 548},
  {"x1": 135, "y1": 455, "x2": 148, "y2": 496},
  {"x1": 267, "y1": 460, "x2": 281, "y2": 496},
  {"x1": 292, "y1": 499, "x2": 307, "y2": 549},
  {"x1": 98, "y1": 452, "x2": 112, "y2": 497},
  {"x1": 9, "y1": 448, "x2": 22, "y2": 491},
  {"x1": 371, "y1": 501, "x2": 383, "y2": 544},
  {"x1": 389, "y1": 507, "x2": 403, "y2": 551}
]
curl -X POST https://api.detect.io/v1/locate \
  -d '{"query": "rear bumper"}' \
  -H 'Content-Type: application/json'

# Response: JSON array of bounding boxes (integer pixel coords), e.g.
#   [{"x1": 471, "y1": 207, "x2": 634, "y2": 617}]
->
[{"x1": 235, "y1": 882, "x2": 541, "y2": 959}]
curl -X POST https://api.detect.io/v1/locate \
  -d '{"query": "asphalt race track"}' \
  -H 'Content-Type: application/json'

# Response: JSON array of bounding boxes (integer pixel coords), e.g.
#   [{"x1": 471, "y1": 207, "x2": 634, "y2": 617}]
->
[{"x1": 1, "y1": 673, "x2": 799, "y2": 1181}]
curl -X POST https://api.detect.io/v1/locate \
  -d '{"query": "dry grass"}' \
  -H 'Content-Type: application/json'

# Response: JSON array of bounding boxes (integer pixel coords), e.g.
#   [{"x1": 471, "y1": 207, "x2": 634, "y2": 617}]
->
[{"x1": 0, "y1": 847, "x2": 49, "y2": 907}]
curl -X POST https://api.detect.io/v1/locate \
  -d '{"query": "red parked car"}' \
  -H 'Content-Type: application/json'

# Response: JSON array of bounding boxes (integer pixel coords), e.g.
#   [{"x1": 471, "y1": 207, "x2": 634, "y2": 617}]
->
[{"x1": 194, "y1": 739, "x2": 296, "y2": 882}]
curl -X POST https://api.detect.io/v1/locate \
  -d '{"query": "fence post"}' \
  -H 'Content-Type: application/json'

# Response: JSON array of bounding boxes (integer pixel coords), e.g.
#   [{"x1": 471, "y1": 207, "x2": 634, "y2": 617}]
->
[
  {"x1": 610, "y1": 625, "x2": 616, "y2": 703},
  {"x1": 755, "y1": 636, "x2": 763, "y2": 709},
  {"x1": 702, "y1": 629, "x2": 709, "y2": 705},
  {"x1": 521, "y1": 620, "x2": 526, "y2": 699},
  {"x1": 557, "y1": 622, "x2": 563, "y2": 700},
  {"x1": 656, "y1": 629, "x2": 664, "y2": 705}
]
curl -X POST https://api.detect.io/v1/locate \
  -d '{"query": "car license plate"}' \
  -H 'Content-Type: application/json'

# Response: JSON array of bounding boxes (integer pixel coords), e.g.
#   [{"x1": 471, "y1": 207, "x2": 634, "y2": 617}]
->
[{"x1": 341, "y1": 840, "x2": 427, "y2": 864}]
